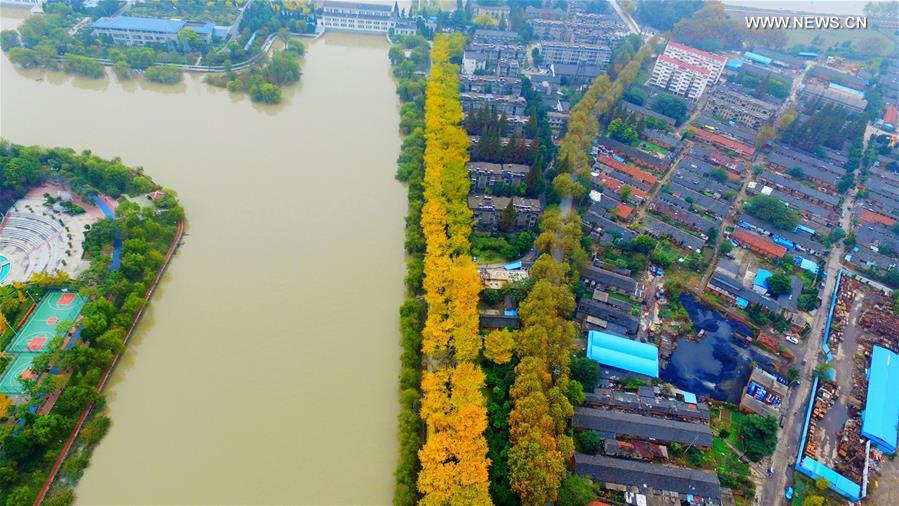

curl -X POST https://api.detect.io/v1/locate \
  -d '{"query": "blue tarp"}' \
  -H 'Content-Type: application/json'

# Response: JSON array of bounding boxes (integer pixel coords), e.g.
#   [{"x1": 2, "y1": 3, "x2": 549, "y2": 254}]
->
[
  {"x1": 504, "y1": 261, "x2": 522, "y2": 270},
  {"x1": 682, "y1": 391, "x2": 697, "y2": 404},
  {"x1": 503, "y1": 309, "x2": 518, "y2": 316},
  {"x1": 586, "y1": 330, "x2": 659, "y2": 378},
  {"x1": 773, "y1": 236, "x2": 794, "y2": 249},
  {"x1": 736, "y1": 297, "x2": 749, "y2": 309},
  {"x1": 797, "y1": 457, "x2": 861, "y2": 502},
  {"x1": 753, "y1": 269, "x2": 773, "y2": 289},
  {"x1": 862, "y1": 346, "x2": 899, "y2": 454}
]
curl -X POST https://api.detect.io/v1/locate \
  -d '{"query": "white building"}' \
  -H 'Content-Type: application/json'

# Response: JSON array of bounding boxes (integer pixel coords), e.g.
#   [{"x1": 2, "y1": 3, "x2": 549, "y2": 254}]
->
[
  {"x1": 92, "y1": 16, "x2": 214, "y2": 46},
  {"x1": 539, "y1": 41, "x2": 611, "y2": 67},
  {"x1": 318, "y1": 1, "x2": 398, "y2": 34},
  {"x1": 649, "y1": 41, "x2": 727, "y2": 100}
]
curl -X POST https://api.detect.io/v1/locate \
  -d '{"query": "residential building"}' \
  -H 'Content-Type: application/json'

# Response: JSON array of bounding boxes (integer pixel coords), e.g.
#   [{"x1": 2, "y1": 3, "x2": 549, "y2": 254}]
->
[
  {"x1": 739, "y1": 367, "x2": 788, "y2": 417},
  {"x1": 459, "y1": 75, "x2": 522, "y2": 96},
  {"x1": 585, "y1": 388, "x2": 711, "y2": 423},
  {"x1": 801, "y1": 82, "x2": 868, "y2": 113},
  {"x1": 466, "y1": 161, "x2": 529, "y2": 192},
  {"x1": 650, "y1": 41, "x2": 727, "y2": 100},
  {"x1": 689, "y1": 126, "x2": 755, "y2": 159},
  {"x1": 580, "y1": 266, "x2": 638, "y2": 297},
  {"x1": 550, "y1": 62, "x2": 606, "y2": 86},
  {"x1": 574, "y1": 408, "x2": 714, "y2": 448},
  {"x1": 471, "y1": 29, "x2": 519, "y2": 45},
  {"x1": 468, "y1": 195, "x2": 541, "y2": 232},
  {"x1": 473, "y1": 3, "x2": 510, "y2": 22},
  {"x1": 539, "y1": 41, "x2": 611, "y2": 67},
  {"x1": 318, "y1": 1, "x2": 398, "y2": 33},
  {"x1": 92, "y1": 16, "x2": 214, "y2": 46},
  {"x1": 731, "y1": 230, "x2": 787, "y2": 258},
  {"x1": 460, "y1": 93, "x2": 527, "y2": 116},
  {"x1": 573, "y1": 454, "x2": 722, "y2": 504},
  {"x1": 469, "y1": 43, "x2": 527, "y2": 67},
  {"x1": 462, "y1": 50, "x2": 487, "y2": 74},
  {"x1": 705, "y1": 84, "x2": 779, "y2": 129}
]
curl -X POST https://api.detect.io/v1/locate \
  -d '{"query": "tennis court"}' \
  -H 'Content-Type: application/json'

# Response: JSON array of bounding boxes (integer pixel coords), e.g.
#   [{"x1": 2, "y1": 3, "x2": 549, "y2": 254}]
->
[{"x1": 0, "y1": 291, "x2": 86, "y2": 395}]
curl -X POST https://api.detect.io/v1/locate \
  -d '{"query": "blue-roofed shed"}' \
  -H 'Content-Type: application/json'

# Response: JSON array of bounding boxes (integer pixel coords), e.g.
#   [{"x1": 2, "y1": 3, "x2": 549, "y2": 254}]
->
[
  {"x1": 586, "y1": 330, "x2": 659, "y2": 378},
  {"x1": 797, "y1": 457, "x2": 861, "y2": 501},
  {"x1": 829, "y1": 82, "x2": 865, "y2": 98},
  {"x1": 504, "y1": 260, "x2": 523, "y2": 270},
  {"x1": 726, "y1": 58, "x2": 743, "y2": 71},
  {"x1": 753, "y1": 269, "x2": 773, "y2": 290},
  {"x1": 862, "y1": 345, "x2": 899, "y2": 454},
  {"x1": 744, "y1": 51, "x2": 772, "y2": 65},
  {"x1": 794, "y1": 256, "x2": 820, "y2": 275}
]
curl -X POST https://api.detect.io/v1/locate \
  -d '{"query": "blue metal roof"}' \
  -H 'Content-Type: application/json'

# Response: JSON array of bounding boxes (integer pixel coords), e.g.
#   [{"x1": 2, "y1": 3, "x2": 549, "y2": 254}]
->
[
  {"x1": 797, "y1": 457, "x2": 861, "y2": 501},
  {"x1": 744, "y1": 51, "x2": 772, "y2": 65},
  {"x1": 753, "y1": 269, "x2": 772, "y2": 289},
  {"x1": 587, "y1": 330, "x2": 659, "y2": 378},
  {"x1": 504, "y1": 261, "x2": 522, "y2": 270},
  {"x1": 829, "y1": 82, "x2": 866, "y2": 98},
  {"x1": 794, "y1": 256, "x2": 819, "y2": 274},
  {"x1": 862, "y1": 346, "x2": 899, "y2": 454},
  {"x1": 93, "y1": 16, "x2": 186, "y2": 33}
]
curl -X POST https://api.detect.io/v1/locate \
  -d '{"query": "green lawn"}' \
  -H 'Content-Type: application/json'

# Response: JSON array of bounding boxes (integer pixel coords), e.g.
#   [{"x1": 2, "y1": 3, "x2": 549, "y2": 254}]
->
[{"x1": 639, "y1": 141, "x2": 669, "y2": 156}]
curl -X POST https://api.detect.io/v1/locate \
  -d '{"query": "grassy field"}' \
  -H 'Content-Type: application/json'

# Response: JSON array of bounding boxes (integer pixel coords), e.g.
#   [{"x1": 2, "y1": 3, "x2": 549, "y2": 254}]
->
[
  {"x1": 639, "y1": 141, "x2": 669, "y2": 156},
  {"x1": 784, "y1": 28, "x2": 896, "y2": 60}
]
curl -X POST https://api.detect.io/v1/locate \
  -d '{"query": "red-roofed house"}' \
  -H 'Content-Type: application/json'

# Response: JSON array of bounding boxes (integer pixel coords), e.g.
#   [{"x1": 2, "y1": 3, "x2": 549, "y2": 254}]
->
[
  {"x1": 883, "y1": 103, "x2": 897, "y2": 131},
  {"x1": 650, "y1": 41, "x2": 726, "y2": 100},
  {"x1": 861, "y1": 209, "x2": 897, "y2": 227},
  {"x1": 595, "y1": 174, "x2": 648, "y2": 201},
  {"x1": 731, "y1": 230, "x2": 787, "y2": 258},
  {"x1": 598, "y1": 156, "x2": 658, "y2": 186},
  {"x1": 616, "y1": 202, "x2": 634, "y2": 220},
  {"x1": 689, "y1": 127, "x2": 755, "y2": 159}
]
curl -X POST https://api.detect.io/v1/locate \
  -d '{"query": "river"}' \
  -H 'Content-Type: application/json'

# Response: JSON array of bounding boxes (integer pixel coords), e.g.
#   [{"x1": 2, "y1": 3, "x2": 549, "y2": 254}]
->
[{"x1": 1, "y1": 7, "x2": 404, "y2": 505}]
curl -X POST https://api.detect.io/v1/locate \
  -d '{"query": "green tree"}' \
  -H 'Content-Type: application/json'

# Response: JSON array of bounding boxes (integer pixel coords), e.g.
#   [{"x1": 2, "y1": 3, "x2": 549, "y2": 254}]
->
[
  {"x1": 570, "y1": 356, "x2": 600, "y2": 390},
  {"x1": 744, "y1": 194, "x2": 800, "y2": 230},
  {"x1": 814, "y1": 363, "x2": 834, "y2": 382},
  {"x1": 499, "y1": 200, "x2": 516, "y2": 233},
  {"x1": 735, "y1": 414, "x2": 778, "y2": 461},
  {"x1": 575, "y1": 430, "x2": 602, "y2": 454},
  {"x1": 815, "y1": 477, "x2": 830, "y2": 491},
  {"x1": 788, "y1": 367, "x2": 801, "y2": 384},
  {"x1": 766, "y1": 272, "x2": 793, "y2": 296},
  {"x1": 144, "y1": 65, "x2": 183, "y2": 85},
  {"x1": 803, "y1": 496, "x2": 825, "y2": 506},
  {"x1": 1, "y1": 29, "x2": 20, "y2": 52},
  {"x1": 557, "y1": 475, "x2": 596, "y2": 506}
]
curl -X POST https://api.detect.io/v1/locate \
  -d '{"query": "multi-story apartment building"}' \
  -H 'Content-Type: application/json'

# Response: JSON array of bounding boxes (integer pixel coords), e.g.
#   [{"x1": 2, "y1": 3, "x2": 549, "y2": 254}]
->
[
  {"x1": 468, "y1": 196, "x2": 542, "y2": 232},
  {"x1": 472, "y1": 29, "x2": 520, "y2": 45},
  {"x1": 467, "y1": 162, "x2": 530, "y2": 192},
  {"x1": 92, "y1": 16, "x2": 214, "y2": 46},
  {"x1": 460, "y1": 93, "x2": 527, "y2": 116},
  {"x1": 468, "y1": 43, "x2": 527, "y2": 67},
  {"x1": 650, "y1": 41, "x2": 727, "y2": 100},
  {"x1": 540, "y1": 41, "x2": 611, "y2": 67},
  {"x1": 460, "y1": 75, "x2": 523, "y2": 96},
  {"x1": 317, "y1": 1, "x2": 397, "y2": 33},
  {"x1": 704, "y1": 84, "x2": 779, "y2": 129},
  {"x1": 473, "y1": 3, "x2": 510, "y2": 21}
]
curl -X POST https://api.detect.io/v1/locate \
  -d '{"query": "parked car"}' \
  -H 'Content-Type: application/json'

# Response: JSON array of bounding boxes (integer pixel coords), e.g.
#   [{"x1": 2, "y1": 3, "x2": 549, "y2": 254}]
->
[
  {"x1": 785, "y1": 487, "x2": 794, "y2": 501},
  {"x1": 786, "y1": 335, "x2": 800, "y2": 345}
]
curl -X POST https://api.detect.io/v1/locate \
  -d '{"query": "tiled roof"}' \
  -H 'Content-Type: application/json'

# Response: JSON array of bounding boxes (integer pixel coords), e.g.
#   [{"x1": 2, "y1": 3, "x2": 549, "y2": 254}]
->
[{"x1": 731, "y1": 230, "x2": 787, "y2": 258}]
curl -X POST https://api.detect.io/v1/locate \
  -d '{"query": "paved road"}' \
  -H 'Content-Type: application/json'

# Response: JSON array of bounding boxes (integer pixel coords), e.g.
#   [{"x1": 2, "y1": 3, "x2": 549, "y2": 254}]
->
[
  {"x1": 759, "y1": 192, "x2": 855, "y2": 506},
  {"x1": 608, "y1": 0, "x2": 641, "y2": 35}
]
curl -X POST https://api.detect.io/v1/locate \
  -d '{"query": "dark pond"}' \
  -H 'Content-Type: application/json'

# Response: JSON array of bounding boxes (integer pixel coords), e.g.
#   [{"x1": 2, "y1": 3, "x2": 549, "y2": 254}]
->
[{"x1": 660, "y1": 293, "x2": 774, "y2": 403}]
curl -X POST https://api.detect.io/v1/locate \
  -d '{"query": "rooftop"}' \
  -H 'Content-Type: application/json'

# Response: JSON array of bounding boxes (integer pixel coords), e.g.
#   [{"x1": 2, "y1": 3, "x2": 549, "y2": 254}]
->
[
  {"x1": 574, "y1": 454, "x2": 721, "y2": 500},
  {"x1": 587, "y1": 330, "x2": 659, "y2": 378},
  {"x1": 862, "y1": 345, "x2": 899, "y2": 454},
  {"x1": 93, "y1": 16, "x2": 187, "y2": 33}
]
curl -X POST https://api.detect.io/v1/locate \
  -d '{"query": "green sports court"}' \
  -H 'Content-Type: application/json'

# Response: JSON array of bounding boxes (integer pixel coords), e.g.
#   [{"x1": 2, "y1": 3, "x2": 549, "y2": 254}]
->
[{"x1": 0, "y1": 291, "x2": 85, "y2": 395}]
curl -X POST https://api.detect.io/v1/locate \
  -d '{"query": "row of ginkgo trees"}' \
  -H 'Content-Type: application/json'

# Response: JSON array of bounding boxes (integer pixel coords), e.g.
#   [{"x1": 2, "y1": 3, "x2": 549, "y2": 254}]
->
[{"x1": 416, "y1": 33, "x2": 492, "y2": 505}]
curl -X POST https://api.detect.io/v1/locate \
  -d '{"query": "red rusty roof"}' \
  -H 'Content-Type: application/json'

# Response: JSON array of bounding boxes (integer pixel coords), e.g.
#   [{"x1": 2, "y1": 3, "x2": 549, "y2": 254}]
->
[
  {"x1": 598, "y1": 155, "x2": 658, "y2": 185},
  {"x1": 690, "y1": 127, "x2": 755, "y2": 157},
  {"x1": 732, "y1": 230, "x2": 787, "y2": 258}
]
